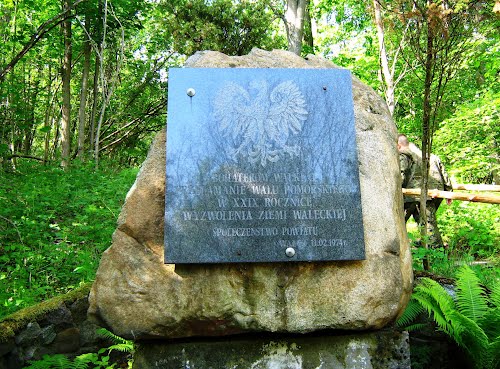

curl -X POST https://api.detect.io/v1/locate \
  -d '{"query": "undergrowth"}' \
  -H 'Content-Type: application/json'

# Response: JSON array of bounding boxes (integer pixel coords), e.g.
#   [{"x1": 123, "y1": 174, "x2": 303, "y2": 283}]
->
[
  {"x1": 0, "y1": 161, "x2": 138, "y2": 318},
  {"x1": 24, "y1": 328, "x2": 134, "y2": 369},
  {"x1": 406, "y1": 200, "x2": 499, "y2": 287},
  {"x1": 397, "y1": 265, "x2": 500, "y2": 369}
]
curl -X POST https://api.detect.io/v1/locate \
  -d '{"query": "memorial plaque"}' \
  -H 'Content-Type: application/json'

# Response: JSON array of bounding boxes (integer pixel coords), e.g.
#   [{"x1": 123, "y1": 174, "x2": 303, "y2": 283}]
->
[{"x1": 165, "y1": 68, "x2": 365, "y2": 263}]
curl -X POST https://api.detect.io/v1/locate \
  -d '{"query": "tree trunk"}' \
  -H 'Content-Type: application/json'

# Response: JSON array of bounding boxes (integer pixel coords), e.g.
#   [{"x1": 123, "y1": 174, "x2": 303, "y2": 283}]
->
[
  {"x1": 303, "y1": 2, "x2": 314, "y2": 52},
  {"x1": 89, "y1": 0, "x2": 103, "y2": 155},
  {"x1": 420, "y1": 8, "x2": 435, "y2": 271},
  {"x1": 77, "y1": 14, "x2": 91, "y2": 159},
  {"x1": 373, "y1": 0, "x2": 395, "y2": 116},
  {"x1": 285, "y1": 0, "x2": 308, "y2": 55},
  {"x1": 61, "y1": 0, "x2": 72, "y2": 169}
]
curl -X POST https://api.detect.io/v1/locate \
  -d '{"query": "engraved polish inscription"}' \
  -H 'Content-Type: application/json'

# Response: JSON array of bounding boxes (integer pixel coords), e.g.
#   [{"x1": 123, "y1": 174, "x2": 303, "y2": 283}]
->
[{"x1": 165, "y1": 68, "x2": 365, "y2": 263}]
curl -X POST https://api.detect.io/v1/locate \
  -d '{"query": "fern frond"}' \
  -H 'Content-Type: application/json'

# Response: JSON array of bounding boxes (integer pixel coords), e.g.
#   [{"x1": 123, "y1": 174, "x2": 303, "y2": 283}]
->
[
  {"x1": 487, "y1": 337, "x2": 500, "y2": 369},
  {"x1": 404, "y1": 323, "x2": 429, "y2": 332},
  {"x1": 107, "y1": 342, "x2": 134, "y2": 353},
  {"x1": 396, "y1": 299, "x2": 425, "y2": 328},
  {"x1": 96, "y1": 327, "x2": 134, "y2": 355},
  {"x1": 413, "y1": 278, "x2": 456, "y2": 336},
  {"x1": 24, "y1": 354, "x2": 74, "y2": 369},
  {"x1": 455, "y1": 265, "x2": 488, "y2": 322},
  {"x1": 97, "y1": 328, "x2": 130, "y2": 345},
  {"x1": 490, "y1": 281, "x2": 500, "y2": 309},
  {"x1": 479, "y1": 308, "x2": 500, "y2": 342},
  {"x1": 448, "y1": 310, "x2": 490, "y2": 369},
  {"x1": 73, "y1": 352, "x2": 99, "y2": 368}
]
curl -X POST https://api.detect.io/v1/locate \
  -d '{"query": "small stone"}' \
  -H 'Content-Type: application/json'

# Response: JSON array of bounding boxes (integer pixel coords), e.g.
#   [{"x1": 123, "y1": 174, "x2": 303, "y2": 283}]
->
[
  {"x1": 42, "y1": 304, "x2": 73, "y2": 329},
  {"x1": 50, "y1": 328, "x2": 80, "y2": 354},
  {"x1": 19, "y1": 346, "x2": 38, "y2": 362},
  {"x1": 15, "y1": 322, "x2": 41, "y2": 346},
  {"x1": 69, "y1": 296, "x2": 90, "y2": 323},
  {"x1": 79, "y1": 320, "x2": 107, "y2": 348},
  {"x1": 41, "y1": 325, "x2": 56, "y2": 345}
]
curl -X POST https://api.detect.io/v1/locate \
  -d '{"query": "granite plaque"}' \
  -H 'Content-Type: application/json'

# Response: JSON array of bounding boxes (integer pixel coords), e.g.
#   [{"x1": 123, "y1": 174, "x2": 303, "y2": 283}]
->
[{"x1": 165, "y1": 68, "x2": 364, "y2": 263}]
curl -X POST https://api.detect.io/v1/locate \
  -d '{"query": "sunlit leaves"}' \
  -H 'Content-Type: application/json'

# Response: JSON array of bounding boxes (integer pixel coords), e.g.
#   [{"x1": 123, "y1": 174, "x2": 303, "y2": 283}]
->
[{"x1": 158, "y1": 0, "x2": 285, "y2": 56}]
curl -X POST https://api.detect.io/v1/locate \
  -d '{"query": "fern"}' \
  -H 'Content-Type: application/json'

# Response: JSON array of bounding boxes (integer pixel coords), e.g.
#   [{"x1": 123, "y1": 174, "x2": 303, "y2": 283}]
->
[
  {"x1": 396, "y1": 299, "x2": 425, "y2": 329},
  {"x1": 399, "y1": 265, "x2": 500, "y2": 369},
  {"x1": 490, "y1": 282, "x2": 500, "y2": 309},
  {"x1": 488, "y1": 338, "x2": 500, "y2": 369},
  {"x1": 97, "y1": 328, "x2": 134, "y2": 354},
  {"x1": 403, "y1": 322, "x2": 429, "y2": 332},
  {"x1": 448, "y1": 310, "x2": 489, "y2": 368},
  {"x1": 479, "y1": 308, "x2": 500, "y2": 343},
  {"x1": 24, "y1": 354, "x2": 75, "y2": 369},
  {"x1": 97, "y1": 328, "x2": 127, "y2": 344},
  {"x1": 73, "y1": 353, "x2": 100, "y2": 369},
  {"x1": 24, "y1": 329, "x2": 134, "y2": 369},
  {"x1": 455, "y1": 266, "x2": 488, "y2": 321},
  {"x1": 413, "y1": 278, "x2": 456, "y2": 337}
]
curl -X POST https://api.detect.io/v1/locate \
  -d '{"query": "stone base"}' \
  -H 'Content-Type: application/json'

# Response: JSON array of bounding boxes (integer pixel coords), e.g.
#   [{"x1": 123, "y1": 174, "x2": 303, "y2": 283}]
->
[{"x1": 133, "y1": 330, "x2": 410, "y2": 369}]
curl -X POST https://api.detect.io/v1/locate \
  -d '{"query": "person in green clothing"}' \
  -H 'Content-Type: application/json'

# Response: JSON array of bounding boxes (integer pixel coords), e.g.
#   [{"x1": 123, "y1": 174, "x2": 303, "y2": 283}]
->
[{"x1": 398, "y1": 134, "x2": 452, "y2": 248}]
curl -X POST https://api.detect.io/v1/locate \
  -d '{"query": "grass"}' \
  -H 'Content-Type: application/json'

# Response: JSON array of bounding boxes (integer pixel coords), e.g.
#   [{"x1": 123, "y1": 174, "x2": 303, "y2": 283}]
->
[{"x1": 0, "y1": 161, "x2": 138, "y2": 319}]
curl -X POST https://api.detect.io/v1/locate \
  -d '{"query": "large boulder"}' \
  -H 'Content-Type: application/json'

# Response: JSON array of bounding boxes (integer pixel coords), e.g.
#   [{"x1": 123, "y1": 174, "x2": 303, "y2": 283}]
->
[{"x1": 88, "y1": 48, "x2": 413, "y2": 340}]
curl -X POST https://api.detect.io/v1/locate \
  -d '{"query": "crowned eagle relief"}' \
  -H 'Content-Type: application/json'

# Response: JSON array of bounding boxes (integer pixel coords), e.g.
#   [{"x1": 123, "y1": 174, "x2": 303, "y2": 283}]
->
[{"x1": 212, "y1": 80, "x2": 308, "y2": 167}]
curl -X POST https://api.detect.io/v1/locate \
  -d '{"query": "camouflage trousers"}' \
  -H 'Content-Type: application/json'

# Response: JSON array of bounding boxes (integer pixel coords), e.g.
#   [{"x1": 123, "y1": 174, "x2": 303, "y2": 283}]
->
[{"x1": 404, "y1": 199, "x2": 444, "y2": 249}]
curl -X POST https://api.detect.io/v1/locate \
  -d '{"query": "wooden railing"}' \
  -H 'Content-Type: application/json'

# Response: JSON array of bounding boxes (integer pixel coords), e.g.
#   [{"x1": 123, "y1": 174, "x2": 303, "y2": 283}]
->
[{"x1": 402, "y1": 184, "x2": 500, "y2": 204}]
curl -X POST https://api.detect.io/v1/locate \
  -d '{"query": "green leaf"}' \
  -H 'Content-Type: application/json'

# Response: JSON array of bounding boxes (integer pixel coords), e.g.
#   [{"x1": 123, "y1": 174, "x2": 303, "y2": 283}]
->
[
  {"x1": 455, "y1": 265, "x2": 488, "y2": 322},
  {"x1": 38, "y1": 126, "x2": 51, "y2": 133},
  {"x1": 448, "y1": 310, "x2": 490, "y2": 368},
  {"x1": 490, "y1": 282, "x2": 500, "y2": 309},
  {"x1": 396, "y1": 298, "x2": 425, "y2": 329},
  {"x1": 413, "y1": 278, "x2": 456, "y2": 336}
]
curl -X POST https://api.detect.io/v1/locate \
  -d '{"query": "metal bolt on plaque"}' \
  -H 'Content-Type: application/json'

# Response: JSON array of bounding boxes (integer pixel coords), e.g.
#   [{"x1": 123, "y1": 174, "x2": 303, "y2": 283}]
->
[{"x1": 285, "y1": 247, "x2": 296, "y2": 258}]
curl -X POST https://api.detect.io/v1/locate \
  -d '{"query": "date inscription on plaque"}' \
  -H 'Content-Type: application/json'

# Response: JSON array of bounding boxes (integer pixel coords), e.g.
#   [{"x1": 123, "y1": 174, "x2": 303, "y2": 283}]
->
[{"x1": 164, "y1": 68, "x2": 365, "y2": 263}]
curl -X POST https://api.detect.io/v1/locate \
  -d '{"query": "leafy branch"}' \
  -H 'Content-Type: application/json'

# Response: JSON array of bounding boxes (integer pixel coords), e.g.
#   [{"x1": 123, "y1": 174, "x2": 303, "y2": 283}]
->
[{"x1": 0, "y1": 0, "x2": 88, "y2": 82}]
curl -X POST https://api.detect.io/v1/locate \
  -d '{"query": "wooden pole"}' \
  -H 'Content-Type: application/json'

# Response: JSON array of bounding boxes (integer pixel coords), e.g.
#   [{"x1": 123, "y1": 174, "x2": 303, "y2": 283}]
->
[
  {"x1": 402, "y1": 189, "x2": 500, "y2": 204},
  {"x1": 452, "y1": 184, "x2": 500, "y2": 192}
]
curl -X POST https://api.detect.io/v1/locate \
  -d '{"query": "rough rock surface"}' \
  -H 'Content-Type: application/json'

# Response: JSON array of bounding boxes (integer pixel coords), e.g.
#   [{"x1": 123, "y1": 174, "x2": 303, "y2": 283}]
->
[
  {"x1": 133, "y1": 331, "x2": 411, "y2": 369},
  {"x1": 88, "y1": 48, "x2": 413, "y2": 340}
]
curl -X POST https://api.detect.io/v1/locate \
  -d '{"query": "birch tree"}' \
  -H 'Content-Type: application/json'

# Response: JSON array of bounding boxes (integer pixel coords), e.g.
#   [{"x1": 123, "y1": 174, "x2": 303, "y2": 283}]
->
[{"x1": 284, "y1": 0, "x2": 309, "y2": 54}]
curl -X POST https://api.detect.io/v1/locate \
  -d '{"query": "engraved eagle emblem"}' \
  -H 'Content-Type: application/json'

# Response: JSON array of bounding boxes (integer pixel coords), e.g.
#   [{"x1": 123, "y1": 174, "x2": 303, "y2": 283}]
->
[{"x1": 213, "y1": 80, "x2": 308, "y2": 167}]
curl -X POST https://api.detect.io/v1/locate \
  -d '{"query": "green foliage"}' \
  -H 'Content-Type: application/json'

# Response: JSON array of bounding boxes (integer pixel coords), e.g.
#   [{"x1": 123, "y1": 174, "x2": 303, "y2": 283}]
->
[
  {"x1": 23, "y1": 354, "x2": 76, "y2": 369},
  {"x1": 410, "y1": 246, "x2": 454, "y2": 274},
  {"x1": 438, "y1": 201, "x2": 500, "y2": 260},
  {"x1": 397, "y1": 266, "x2": 500, "y2": 369},
  {"x1": 96, "y1": 328, "x2": 134, "y2": 354},
  {"x1": 408, "y1": 200, "x2": 499, "y2": 280},
  {"x1": 158, "y1": 0, "x2": 285, "y2": 56},
  {"x1": 0, "y1": 161, "x2": 138, "y2": 318},
  {"x1": 455, "y1": 266, "x2": 488, "y2": 322},
  {"x1": 313, "y1": 1, "x2": 381, "y2": 90},
  {"x1": 395, "y1": 299, "x2": 427, "y2": 332},
  {"x1": 434, "y1": 90, "x2": 500, "y2": 183},
  {"x1": 24, "y1": 328, "x2": 134, "y2": 369}
]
